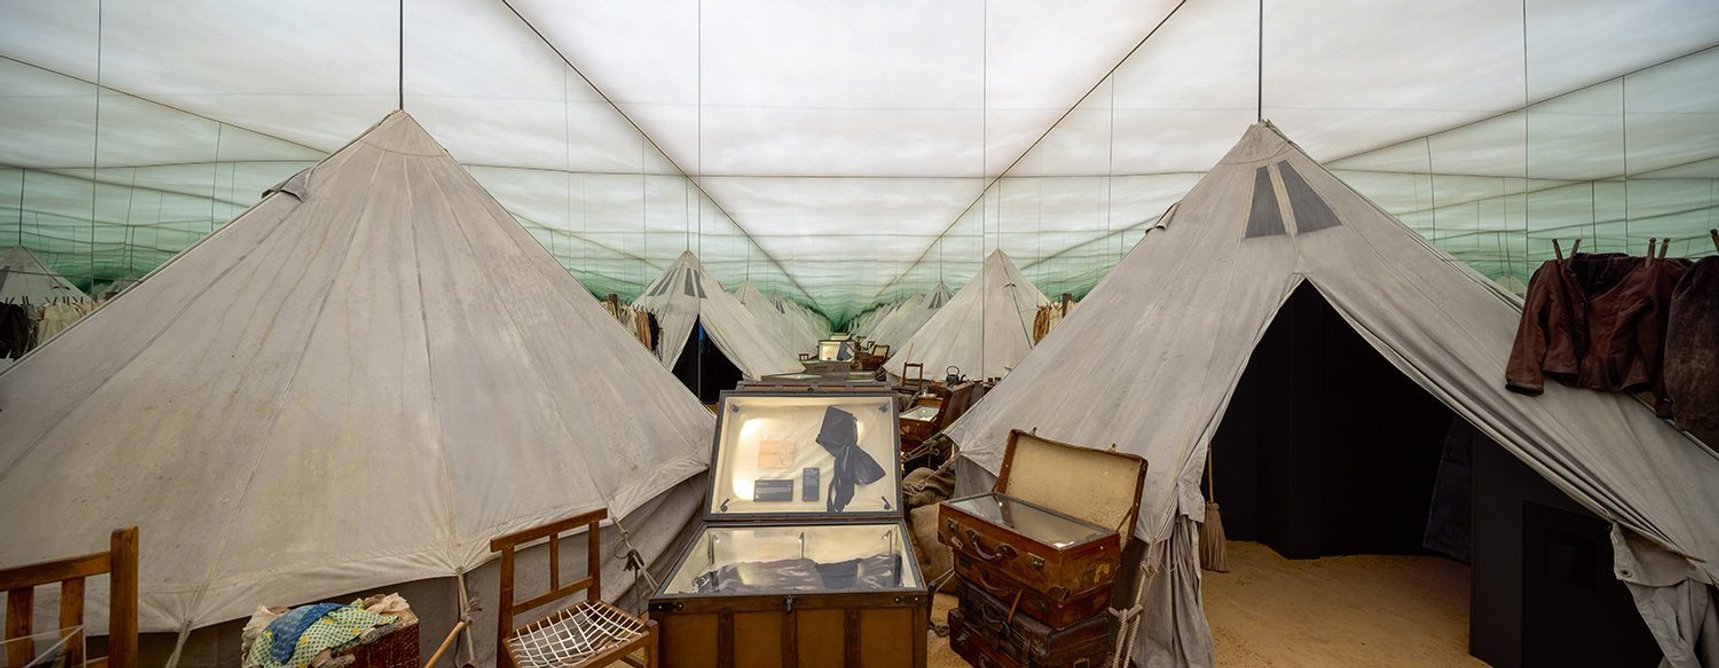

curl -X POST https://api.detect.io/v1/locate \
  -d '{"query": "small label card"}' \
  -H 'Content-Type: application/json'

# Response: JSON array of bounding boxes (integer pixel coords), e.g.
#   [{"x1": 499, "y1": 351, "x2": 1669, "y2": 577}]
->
[{"x1": 757, "y1": 439, "x2": 796, "y2": 469}]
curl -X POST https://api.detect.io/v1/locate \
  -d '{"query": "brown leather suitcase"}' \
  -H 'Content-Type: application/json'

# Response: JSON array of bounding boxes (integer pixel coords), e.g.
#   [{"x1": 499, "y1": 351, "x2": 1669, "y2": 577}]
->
[
  {"x1": 949, "y1": 608, "x2": 1014, "y2": 668},
  {"x1": 954, "y1": 557, "x2": 1112, "y2": 629},
  {"x1": 948, "y1": 607, "x2": 1112, "y2": 668},
  {"x1": 956, "y1": 580, "x2": 1115, "y2": 667},
  {"x1": 939, "y1": 429, "x2": 1147, "y2": 616}
]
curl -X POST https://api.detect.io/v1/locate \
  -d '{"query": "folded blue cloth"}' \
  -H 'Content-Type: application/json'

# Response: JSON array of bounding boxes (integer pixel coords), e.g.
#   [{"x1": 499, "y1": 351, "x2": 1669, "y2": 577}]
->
[{"x1": 265, "y1": 603, "x2": 344, "y2": 663}]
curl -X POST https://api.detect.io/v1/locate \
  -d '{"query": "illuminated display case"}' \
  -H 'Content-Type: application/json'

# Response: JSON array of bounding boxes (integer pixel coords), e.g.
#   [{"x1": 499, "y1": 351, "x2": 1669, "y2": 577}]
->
[
  {"x1": 648, "y1": 390, "x2": 928, "y2": 668},
  {"x1": 816, "y1": 339, "x2": 856, "y2": 362}
]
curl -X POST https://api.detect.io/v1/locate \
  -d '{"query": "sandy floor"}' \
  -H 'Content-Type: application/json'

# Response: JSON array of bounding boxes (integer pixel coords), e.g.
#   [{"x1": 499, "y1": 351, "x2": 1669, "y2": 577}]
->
[
  {"x1": 927, "y1": 541, "x2": 1483, "y2": 667},
  {"x1": 928, "y1": 592, "x2": 965, "y2": 668},
  {"x1": 1204, "y1": 541, "x2": 1486, "y2": 667}
]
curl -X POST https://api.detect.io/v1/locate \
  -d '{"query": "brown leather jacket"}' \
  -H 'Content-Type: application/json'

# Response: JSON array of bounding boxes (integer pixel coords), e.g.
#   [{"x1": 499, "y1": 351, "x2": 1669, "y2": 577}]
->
[{"x1": 1507, "y1": 253, "x2": 1690, "y2": 411}]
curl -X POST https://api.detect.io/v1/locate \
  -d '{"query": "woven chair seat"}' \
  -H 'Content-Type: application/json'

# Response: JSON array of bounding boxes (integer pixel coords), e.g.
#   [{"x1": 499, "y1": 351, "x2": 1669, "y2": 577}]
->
[{"x1": 505, "y1": 600, "x2": 649, "y2": 668}]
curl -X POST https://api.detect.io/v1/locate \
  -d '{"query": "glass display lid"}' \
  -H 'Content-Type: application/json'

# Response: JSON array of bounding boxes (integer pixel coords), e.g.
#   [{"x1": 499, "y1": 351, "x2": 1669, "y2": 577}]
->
[
  {"x1": 660, "y1": 523, "x2": 922, "y2": 596},
  {"x1": 709, "y1": 391, "x2": 901, "y2": 520},
  {"x1": 899, "y1": 405, "x2": 940, "y2": 422},
  {"x1": 817, "y1": 339, "x2": 856, "y2": 362},
  {"x1": 943, "y1": 493, "x2": 1111, "y2": 549}
]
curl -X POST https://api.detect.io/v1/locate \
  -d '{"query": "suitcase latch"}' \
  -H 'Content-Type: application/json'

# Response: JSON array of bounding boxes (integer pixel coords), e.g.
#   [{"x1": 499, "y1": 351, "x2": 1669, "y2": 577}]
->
[
  {"x1": 1029, "y1": 555, "x2": 1046, "y2": 571},
  {"x1": 784, "y1": 595, "x2": 795, "y2": 613}
]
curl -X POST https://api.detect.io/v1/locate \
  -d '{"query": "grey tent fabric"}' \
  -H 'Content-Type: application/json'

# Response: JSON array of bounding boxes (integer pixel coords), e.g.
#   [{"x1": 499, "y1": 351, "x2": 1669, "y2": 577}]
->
[
  {"x1": 0, "y1": 246, "x2": 86, "y2": 303},
  {"x1": 884, "y1": 250, "x2": 1049, "y2": 380},
  {"x1": 633, "y1": 253, "x2": 803, "y2": 379},
  {"x1": 735, "y1": 280, "x2": 825, "y2": 356},
  {"x1": 946, "y1": 121, "x2": 1719, "y2": 667},
  {"x1": 0, "y1": 112, "x2": 715, "y2": 639},
  {"x1": 0, "y1": 246, "x2": 88, "y2": 373},
  {"x1": 870, "y1": 281, "x2": 953, "y2": 351}
]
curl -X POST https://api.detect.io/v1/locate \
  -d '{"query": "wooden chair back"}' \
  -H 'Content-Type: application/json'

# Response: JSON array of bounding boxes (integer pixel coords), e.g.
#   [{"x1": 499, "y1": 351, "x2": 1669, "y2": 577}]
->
[
  {"x1": 902, "y1": 362, "x2": 925, "y2": 390},
  {"x1": 489, "y1": 509, "x2": 607, "y2": 668},
  {"x1": 0, "y1": 527, "x2": 138, "y2": 668}
]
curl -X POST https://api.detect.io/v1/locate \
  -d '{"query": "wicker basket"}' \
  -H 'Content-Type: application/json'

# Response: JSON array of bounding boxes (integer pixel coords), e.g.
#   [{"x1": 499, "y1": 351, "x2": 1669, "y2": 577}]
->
[{"x1": 332, "y1": 619, "x2": 419, "y2": 668}]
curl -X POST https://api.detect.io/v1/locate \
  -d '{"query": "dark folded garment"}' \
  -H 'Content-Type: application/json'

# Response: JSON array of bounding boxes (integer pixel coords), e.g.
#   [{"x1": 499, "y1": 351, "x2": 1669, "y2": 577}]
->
[
  {"x1": 694, "y1": 558, "x2": 824, "y2": 594},
  {"x1": 694, "y1": 554, "x2": 901, "y2": 594}
]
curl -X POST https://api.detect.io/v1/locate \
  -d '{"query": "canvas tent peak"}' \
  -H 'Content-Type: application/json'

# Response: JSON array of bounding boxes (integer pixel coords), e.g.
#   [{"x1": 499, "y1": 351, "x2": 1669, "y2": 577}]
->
[
  {"x1": 884, "y1": 248, "x2": 1049, "y2": 380},
  {"x1": 734, "y1": 279, "x2": 820, "y2": 354},
  {"x1": 0, "y1": 112, "x2": 715, "y2": 657},
  {"x1": 869, "y1": 281, "x2": 955, "y2": 351},
  {"x1": 0, "y1": 246, "x2": 88, "y2": 303},
  {"x1": 943, "y1": 120, "x2": 1719, "y2": 667},
  {"x1": 633, "y1": 251, "x2": 803, "y2": 379}
]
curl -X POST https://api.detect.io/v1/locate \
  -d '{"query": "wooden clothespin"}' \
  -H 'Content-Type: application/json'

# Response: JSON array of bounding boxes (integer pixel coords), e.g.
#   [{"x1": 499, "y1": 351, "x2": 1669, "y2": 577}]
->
[
  {"x1": 1660, "y1": 238, "x2": 1671, "y2": 260},
  {"x1": 1710, "y1": 228, "x2": 1718, "y2": 254},
  {"x1": 1570, "y1": 238, "x2": 1582, "y2": 256},
  {"x1": 1647, "y1": 238, "x2": 1658, "y2": 265},
  {"x1": 1552, "y1": 239, "x2": 1564, "y2": 261}
]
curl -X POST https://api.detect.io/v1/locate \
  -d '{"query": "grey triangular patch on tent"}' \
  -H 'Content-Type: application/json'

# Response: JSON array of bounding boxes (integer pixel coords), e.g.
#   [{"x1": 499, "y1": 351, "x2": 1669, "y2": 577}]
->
[
  {"x1": 1277, "y1": 161, "x2": 1342, "y2": 233},
  {"x1": 1245, "y1": 167, "x2": 1287, "y2": 238}
]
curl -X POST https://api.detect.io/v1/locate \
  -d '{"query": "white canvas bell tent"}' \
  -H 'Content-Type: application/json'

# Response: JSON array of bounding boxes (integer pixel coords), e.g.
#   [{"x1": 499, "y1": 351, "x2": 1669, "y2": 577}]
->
[
  {"x1": 871, "y1": 281, "x2": 953, "y2": 351},
  {"x1": 0, "y1": 246, "x2": 86, "y2": 303},
  {"x1": 782, "y1": 297, "x2": 833, "y2": 349},
  {"x1": 0, "y1": 111, "x2": 715, "y2": 665},
  {"x1": 863, "y1": 294, "x2": 922, "y2": 343},
  {"x1": 944, "y1": 122, "x2": 1719, "y2": 667},
  {"x1": 735, "y1": 280, "x2": 817, "y2": 355},
  {"x1": 849, "y1": 300, "x2": 902, "y2": 339},
  {"x1": 0, "y1": 246, "x2": 89, "y2": 372},
  {"x1": 885, "y1": 249, "x2": 1049, "y2": 381},
  {"x1": 634, "y1": 252, "x2": 803, "y2": 384}
]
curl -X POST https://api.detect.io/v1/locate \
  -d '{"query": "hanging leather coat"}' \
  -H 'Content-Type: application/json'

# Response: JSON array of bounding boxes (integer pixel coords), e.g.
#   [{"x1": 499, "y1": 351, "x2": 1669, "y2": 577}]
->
[
  {"x1": 1666, "y1": 256, "x2": 1719, "y2": 449},
  {"x1": 1507, "y1": 253, "x2": 1689, "y2": 414}
]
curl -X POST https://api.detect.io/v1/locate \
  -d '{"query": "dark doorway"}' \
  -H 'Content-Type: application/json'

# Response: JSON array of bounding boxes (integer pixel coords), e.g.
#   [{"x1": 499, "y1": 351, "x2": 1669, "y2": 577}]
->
[
  {"x1": 1209, "y1": 281, "x2": 1454, "y2": 558},
  {"x1": 1470, "y1": 438, "x2": 1662, "y2": 668},
  {"x1": 1205, "y1": 281, "x2": 1661, "y2": 667},
  {"x1": 672, "y1": 319, "x2": 743, "y2": 403}
]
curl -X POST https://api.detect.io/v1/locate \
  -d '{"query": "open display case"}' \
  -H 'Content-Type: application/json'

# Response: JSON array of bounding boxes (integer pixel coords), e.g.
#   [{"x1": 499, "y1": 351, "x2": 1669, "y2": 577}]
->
[
  {"x1": 649, "y1": 390, "x2": 928, "y2": 667},
  {"x1": 816, "y1": 339, "x2": 857, "y2": 362},
  {"x1": 751, "y1": 372, "x2": 885, "y2": 389}
]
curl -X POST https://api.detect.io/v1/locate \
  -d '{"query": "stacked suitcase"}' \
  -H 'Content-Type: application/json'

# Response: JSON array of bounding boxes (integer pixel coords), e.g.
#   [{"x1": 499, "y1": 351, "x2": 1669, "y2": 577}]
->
[{"x1": 937, "y1": 430, "x2": 1147, "y2": 668}]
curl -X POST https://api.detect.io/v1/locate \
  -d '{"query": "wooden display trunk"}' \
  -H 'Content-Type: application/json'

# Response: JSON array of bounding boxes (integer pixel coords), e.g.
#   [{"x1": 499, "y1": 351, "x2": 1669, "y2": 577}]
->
[
  {"x1": 648, "y1": 389, "x2": 928, "y2": 668},
  {"x1": 648, "y1": 586, "x2": 927, "y2": 668}
]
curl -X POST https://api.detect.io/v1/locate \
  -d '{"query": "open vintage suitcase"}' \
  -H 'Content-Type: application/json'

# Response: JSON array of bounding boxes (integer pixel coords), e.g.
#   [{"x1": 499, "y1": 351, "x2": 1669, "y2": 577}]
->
[
  {"x1": 648, "y1": 389, "x2": 928, "y2": 667},
  {"x1": 939, "y1": 429, "x2": 1147, "y2": 665}
]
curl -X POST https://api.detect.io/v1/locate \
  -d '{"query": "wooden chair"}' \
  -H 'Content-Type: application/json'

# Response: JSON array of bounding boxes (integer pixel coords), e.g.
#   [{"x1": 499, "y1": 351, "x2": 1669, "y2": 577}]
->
[
  {"x1": 0, "y1": 526, "x2": 138, "y2": 668},
  {"x1": 491, "y1": 509, "x2": 656, "y2": 668},
  {"x1": 902, "y1": 361, "x2": 926, "y2": 393}
]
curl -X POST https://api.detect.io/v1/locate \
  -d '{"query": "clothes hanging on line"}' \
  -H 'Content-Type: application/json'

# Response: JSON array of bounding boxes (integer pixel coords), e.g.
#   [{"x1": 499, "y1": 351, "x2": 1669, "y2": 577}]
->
[
  {"x1": 36, "y1": 301, "x2": 93, "y2": 344},
  {"x1": 1665, "y1": 256, "x2": 1719, "y2": 450},
  {"x1": 0, "y1": 303, "x2": 34, "y2": 359},
  {"x1": 1506, "y1": 252, "x2": 1690, "y2": 415}
]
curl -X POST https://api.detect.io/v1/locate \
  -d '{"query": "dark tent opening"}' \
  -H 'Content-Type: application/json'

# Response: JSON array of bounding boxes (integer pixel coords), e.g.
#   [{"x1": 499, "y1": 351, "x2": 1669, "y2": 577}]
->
[
  {"x1": 1207, "y1": 281, "x2": 1659, "y2": 667},
  {"x1": 671, "y1": 319, "x2": 743, "y2": 403},
  {"x1": 1210, "y1": 282, "x2": 1451, "y2": 557}
]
